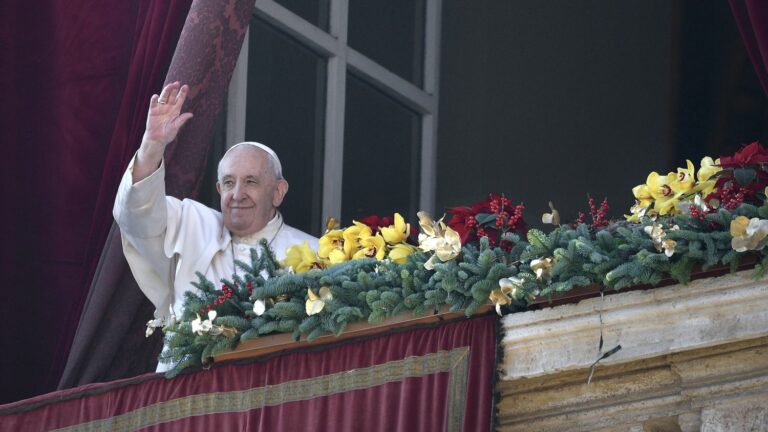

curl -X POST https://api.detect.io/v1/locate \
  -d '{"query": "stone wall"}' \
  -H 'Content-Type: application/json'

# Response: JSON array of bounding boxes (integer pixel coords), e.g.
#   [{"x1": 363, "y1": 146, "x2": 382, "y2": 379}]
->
[{"x1": 497, "y1": 271, "x2": 768, "y2": 431}]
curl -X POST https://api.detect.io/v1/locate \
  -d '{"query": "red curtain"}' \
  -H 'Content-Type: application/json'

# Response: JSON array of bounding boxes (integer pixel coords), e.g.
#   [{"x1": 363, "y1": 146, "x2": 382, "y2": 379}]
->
[
  {"x1": 0, "y1": 316, "x2": 498, "y2": 432},
  {"x1": 730, "y1": 0, "x2": 768, "y2": 96},
  {"x1": 0, "y1": 0, "x2": 190, "y2": 404}
]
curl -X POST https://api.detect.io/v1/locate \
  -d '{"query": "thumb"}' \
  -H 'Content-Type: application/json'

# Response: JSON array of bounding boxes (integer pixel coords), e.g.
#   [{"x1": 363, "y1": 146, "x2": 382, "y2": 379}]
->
[{"x1": 173, "y1": 112, "x2": 194, "y2": 130}]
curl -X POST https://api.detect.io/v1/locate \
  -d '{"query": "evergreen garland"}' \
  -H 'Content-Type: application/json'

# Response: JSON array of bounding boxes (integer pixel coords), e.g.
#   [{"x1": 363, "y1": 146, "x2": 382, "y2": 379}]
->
[{"x1": 158, "y1": 200, "x2": 768, "y2": 378}]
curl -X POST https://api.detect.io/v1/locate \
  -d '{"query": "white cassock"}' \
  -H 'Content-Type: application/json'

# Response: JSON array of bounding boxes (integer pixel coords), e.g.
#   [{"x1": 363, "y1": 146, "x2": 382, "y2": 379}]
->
[{"x1": 113, "y1": 156, "x2": 318, "y2": 371}]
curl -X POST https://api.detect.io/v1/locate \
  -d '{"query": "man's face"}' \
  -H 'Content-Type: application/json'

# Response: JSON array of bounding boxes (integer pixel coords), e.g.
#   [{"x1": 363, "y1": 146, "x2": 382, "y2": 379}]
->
[{"x1": 216, "y1": 146, "x2": 288, "y2": 237}]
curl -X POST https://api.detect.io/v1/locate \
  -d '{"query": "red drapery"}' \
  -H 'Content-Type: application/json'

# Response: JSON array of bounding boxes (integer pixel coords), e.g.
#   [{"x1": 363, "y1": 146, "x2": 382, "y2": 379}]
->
[
  {"x1": 0, "y1": 0, "x2": 190, "y2": 403},
  {"x1": 0, "y1": 315, "x2": 497, "y2": 432},
  {"x1": 730, "y1": 0, "x2": 768, "y2": 96}
]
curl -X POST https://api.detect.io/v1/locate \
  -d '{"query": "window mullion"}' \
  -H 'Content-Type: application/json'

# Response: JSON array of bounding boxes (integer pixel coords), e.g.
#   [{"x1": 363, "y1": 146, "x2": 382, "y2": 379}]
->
[
  {"x1": 420, "y1": 0, "x2": 442, "y2": 213},
  {"x1": 322, "y1": 0, "x2": 349, "y2": 225},
  {"x1": 225, "y1": 27, "x2": 249, "y2": 147}
]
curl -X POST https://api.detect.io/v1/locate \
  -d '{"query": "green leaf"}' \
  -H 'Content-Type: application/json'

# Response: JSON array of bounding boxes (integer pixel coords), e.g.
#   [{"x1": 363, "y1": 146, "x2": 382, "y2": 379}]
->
[
  {"x1": 474, "y1": 213, "x2": 496, "y2": 225},
  {"x1": 734, "y1": 168, "x2": 757, "y2": 186}
]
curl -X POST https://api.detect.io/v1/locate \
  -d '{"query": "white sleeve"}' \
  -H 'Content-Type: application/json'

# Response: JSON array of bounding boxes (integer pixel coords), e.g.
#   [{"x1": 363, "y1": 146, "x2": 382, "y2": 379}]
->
[{"x1": 113, "y1": 157, "x2": 181, "y2": 319}]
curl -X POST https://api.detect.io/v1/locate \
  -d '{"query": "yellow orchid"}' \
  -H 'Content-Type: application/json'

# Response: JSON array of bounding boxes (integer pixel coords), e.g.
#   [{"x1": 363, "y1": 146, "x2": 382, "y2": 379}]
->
[
  {"x1": 529, "y1": 257, "x2": 555, "y2": 281},
  {"x1": 343, "y1": 221, "x2": 372, "y2": 257},
  {"x1": 670, "y1": 160, "x2": 696, "y2": 194},
  {"x1": 352, "y1": 234, "x2": 387, "y2": 260},
  {"x1": 694, "y1": 157, "x2": 721, "y2": 196},
  {"x1": 318, "y1": 229, "x2": 344, "y2": 262},
  {"x1": 697, "y1": 157, "x2": 721, "y2": 182},
  {"x1": 325, "y1": 216, "x2": 339, "y2": 232},
  {"x1": 730, "y1": 216, "x2": 768, "y2": 252},
  {"x1": 632, "y1": 184, "x2": 654, "y2": 208},
  {"x1": 380, "y1": 213, "x2": 410, "y2": 244},
  {"x1": 417, "y1": 211, "x2": 462, "y2": 270},
  {"x1": 541, "y1": 201, "x2": 560, "y2": 226},
  {"x1": 646, "y1": 172, "x2": 673, "y2": 200},
  {"x1": 388, "y1": 243, "x2": 416, "y2": 264},
  {"x1": 282, "y1": 242, "x2": 324, "y2": 273},
  {"x1": 646, "y1": 172, "x2": 681, "y2": 215},
  {"x1": 489, "y1": 277, "x2": 522, "y2": 316},
  {"x1": 328, "y1": 248, "x2": 349, "y2": 265},
  {"x1": 306, "y1": 286, "x2": 333, "y2": 315}
]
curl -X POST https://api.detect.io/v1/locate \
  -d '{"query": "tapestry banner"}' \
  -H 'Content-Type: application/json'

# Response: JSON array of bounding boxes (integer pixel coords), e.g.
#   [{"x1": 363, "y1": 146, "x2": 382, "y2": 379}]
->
[{"x1": 0, "y1": 315, "x2": 496, "y2": 431}]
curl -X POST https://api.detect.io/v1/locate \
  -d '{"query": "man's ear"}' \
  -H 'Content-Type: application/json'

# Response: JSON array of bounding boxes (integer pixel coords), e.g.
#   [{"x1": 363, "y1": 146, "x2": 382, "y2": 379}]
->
[
  {"x1": 216, "y1": 181, "x2": 222, "y2": 195},
  {"x1": 273, "y1": 179, "x2": 289, "y2": 207}
]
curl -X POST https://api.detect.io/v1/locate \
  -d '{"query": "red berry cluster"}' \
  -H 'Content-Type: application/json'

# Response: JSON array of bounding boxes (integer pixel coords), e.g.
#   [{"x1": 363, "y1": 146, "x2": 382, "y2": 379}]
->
[
  {"x1": 688, "y1": 205, "x2": 708, "y2": 220},
  {"x1": 575, "y1": 197, "x2": 610, "y2": 229},
  {"x1": 200, "y1": 284, "x2": 235, "y2": 315},
  {"x1": 489, "y1": 196, "x2": 510, "y2": 213},
  {"x1": 465, "y1": 216, "x2": 478, "y2": 229},
  {"x1": 475, "y1": 224, "x2": 489, "y2": 242},
  {"x1": 246, "y1": 282, "x2": 254, "y2": 295},
  {"x1": 470, "y1": 200, "x2": 525, "y2": 251},
  {"x1": 715, "y1": 182, "x2": 747, "y2": 210},
  {"x1": 215, "y1": 285, "x2": 234, "y2": 305},
  {"x1": 506, "y1": 203, "x2": 526, "y2": 231}
]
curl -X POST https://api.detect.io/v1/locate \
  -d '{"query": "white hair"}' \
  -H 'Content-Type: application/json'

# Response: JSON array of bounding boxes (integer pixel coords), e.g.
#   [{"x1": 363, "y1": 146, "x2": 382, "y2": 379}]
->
[{"x1": 217, "y1": 141, "x2": 283, "y2": 180}]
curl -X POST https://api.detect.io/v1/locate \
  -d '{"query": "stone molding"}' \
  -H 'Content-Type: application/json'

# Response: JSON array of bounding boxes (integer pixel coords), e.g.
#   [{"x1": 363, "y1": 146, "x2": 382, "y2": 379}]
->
[
  {"x1": 497, "y1": 271, "x2": 768, "y2": 431},
  {"x1": 500, "y1": 270, "x2": 768, "y2": 380}
]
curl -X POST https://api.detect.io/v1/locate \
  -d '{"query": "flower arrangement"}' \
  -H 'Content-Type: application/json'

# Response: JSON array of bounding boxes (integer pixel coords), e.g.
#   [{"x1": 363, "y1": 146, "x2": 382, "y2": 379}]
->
[
  {"x1": 156, "y1": 141, "x2": 768, "y2": 378},
  {"x1": 281, "y1": 213, "x2": 418, "y2": 272}
]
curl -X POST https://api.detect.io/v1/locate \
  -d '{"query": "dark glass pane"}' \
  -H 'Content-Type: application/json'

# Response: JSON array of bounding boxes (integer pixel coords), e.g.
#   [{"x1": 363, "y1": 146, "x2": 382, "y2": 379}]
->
[
  {"x1": 246, "y1": 16, "x2": 326, "y2": 236},
  {"x1": 348, "y1": 0, "x2": 425, "y2": 87},
  {"x1": 342, "y1": 72, "x2": 421, "y2": 225},
  {"x1": 274, "y1": 0, "x2": 330, "y2": 31}
]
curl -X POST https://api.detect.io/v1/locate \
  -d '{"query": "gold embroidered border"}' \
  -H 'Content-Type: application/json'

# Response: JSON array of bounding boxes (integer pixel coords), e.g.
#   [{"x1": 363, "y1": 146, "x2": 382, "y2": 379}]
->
[{"x1": 54, "y1": 346, "x2": 470, "y2": 432}]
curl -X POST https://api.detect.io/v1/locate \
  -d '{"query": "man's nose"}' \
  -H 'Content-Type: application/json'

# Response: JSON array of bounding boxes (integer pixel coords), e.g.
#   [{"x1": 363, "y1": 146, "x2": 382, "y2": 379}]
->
[{"x1": 232, "y1": 182, "x2": 244, "y2": 200}]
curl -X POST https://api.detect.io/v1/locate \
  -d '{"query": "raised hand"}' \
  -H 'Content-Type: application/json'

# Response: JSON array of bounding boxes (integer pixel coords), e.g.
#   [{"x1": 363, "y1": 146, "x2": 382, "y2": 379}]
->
[
  {"x1": 143, "y1": 81, "x2": 194, "y2": 148},
  {"x1": 133, "y1": 82, "x2": 194, "y2": 182}
]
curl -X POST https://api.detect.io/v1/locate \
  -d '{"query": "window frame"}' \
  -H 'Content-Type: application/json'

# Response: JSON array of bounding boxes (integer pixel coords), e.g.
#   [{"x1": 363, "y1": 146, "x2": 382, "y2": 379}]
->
[{"x1": 226, "y1": 0, "x2": 442, "y2": 226}]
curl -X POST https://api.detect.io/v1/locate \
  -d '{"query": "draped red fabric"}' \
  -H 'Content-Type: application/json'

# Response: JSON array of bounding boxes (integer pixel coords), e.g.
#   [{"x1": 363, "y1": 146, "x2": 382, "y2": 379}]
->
[
  {"x1": 0, "y1": 316, "x2": 497, "y2": 432},
  {"x1": 730, "y1": 0, "x2": 768, "y2": 96},
  {"x1": 0, "y1": 0, "x2": 190, "y2": 404}
]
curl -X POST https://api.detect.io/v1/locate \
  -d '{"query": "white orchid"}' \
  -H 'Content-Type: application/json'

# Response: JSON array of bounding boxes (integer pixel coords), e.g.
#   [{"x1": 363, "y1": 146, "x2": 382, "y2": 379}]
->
[
  {"x1": 253, "y1": 300, "x2": 266, "y2": 316},
  {"x1": 191, "y1": 310, "x2": 217, "y2": 335},
  {"x1": 730, "y1": 216, "x2": 768, "y2": 252}
]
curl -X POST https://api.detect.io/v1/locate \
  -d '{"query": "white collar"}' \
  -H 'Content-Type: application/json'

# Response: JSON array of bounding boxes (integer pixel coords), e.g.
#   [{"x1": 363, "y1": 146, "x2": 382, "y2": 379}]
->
[{"x1": 231, "y1": 212, "x2": 284, "y2": 245}]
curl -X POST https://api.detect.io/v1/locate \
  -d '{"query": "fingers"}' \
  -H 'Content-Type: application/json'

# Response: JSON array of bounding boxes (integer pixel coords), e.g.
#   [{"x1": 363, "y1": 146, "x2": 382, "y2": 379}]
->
[
  {"x1": 149, "y1": 94, "x2": 160, "y2": 108},
  {"x1": 173, "y1": 84, "x2": 189, "y2": 106},
  {"x1": 157, "y1": 81, "x2": 179, "y2": 105}
]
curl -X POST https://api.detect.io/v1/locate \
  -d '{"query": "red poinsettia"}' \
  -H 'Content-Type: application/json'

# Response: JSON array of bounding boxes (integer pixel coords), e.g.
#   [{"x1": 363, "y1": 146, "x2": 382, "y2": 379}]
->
[
  {"x1": 447, "y1": 193, "x2": 527, "y2": 251},
  {"x1": 358, "y1": 214, "x2": 419, "y2": 243},
  {"x1": 707, "y1": 141, "x2": 768, "y2": 209},
  {"x1": 719, "y1": 141, "x2": 768, "y2": 167},
  {"x1": 358, "y1": 214, "x2": 393, "y2": 232}
]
